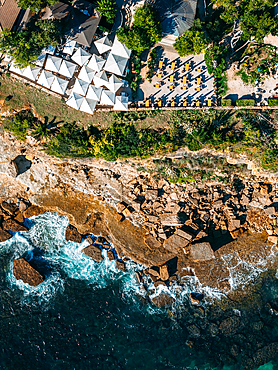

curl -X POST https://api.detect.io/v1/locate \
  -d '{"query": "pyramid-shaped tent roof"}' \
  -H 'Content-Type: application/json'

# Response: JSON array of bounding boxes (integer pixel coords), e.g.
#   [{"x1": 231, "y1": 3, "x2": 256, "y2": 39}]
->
[
  {"x1": 79, "y1": 97, "x2": 97, "y2": 114},
  {"x1": 71, "y1": 47, "x2": 91, "y2": 66},
  {"x1": 51, "y1": 76, "x2": 69, "y2": 95},
  {"x1": 100, "y1": 89, "x2": 115, "y2": 106},
  {"x1": 111, "y1": 35, "x2": 132, "y2": 59},
  {"x1": 93, "y1": 70, "x2": 109, "y2": 88},
  {"x1": 94, "y1": 35, "x2": 112, "y2": 54},
  {"x1": 72, "y1": 78, "x2": 89, "y2": 96},
  {"x1": 45, "y1": 55, "x2": 63, "y2": 73},
  {"x1": 59, "y1": 60, "x2": 77, "y2": 78},
  {"x1": 78, "y1": 65, "x2": 95, "y2": 83},
  {"x1": 63, "y1": 39, "x2": 76, "y2": 55},
  {"x1": 87, "y1": 54, "x2": 106, "y2": 72},
  {"x1": 22, "y1": 66, "x2": 41, "y2": 81},
  {"x1": 86, "y1": 85, "x2": 103, "y2": 101},
  {"x1": 37, "y1": 70, "x2": 55, "y2": 88},
  {"x1": 114, "y1": 95, "x2": 128, "y2": 111},
  {"x1": 67, "y1": 91, "x2": 84, "y2": 110},
  {"x1": 104, "y1": 53, "x2": 128, "y2": 77},
  {"x1": 108, "y1": 74, "x2": 123, "y2": 93}
]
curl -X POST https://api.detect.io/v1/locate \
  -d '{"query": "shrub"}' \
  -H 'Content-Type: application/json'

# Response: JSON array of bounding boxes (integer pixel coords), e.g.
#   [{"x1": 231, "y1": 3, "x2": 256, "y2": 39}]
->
[
  {"x1": 267, "y1": 99, "x2": 278, "y2": 106},
  {"x1": 236, "y1": 99, "x2": 255, "y2": 107},
  {"x1": 221, "y1": 99, "x2": 232, "y2": 106}
]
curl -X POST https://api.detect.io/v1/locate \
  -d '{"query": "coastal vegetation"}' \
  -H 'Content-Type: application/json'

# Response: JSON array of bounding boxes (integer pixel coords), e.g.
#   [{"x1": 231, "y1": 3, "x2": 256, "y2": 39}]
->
[
  {"x1": 2, "y1": 98, "x2": 278, "y2": 172},
  {"x1": 116, "y1": 5, "x2": 162, "y2": 54}
]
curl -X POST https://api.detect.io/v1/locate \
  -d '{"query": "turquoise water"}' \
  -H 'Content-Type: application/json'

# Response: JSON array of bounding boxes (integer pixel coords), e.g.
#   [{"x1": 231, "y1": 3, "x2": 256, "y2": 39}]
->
[{"x1": 0, "y1": 212, "x2": 277, "y2": 370}]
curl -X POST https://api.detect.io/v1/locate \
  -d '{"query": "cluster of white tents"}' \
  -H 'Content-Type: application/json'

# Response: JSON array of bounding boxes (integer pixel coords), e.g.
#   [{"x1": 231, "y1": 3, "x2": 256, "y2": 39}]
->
[{"x1": 8, "y1": 34, "x2": 131, "y2": 115}]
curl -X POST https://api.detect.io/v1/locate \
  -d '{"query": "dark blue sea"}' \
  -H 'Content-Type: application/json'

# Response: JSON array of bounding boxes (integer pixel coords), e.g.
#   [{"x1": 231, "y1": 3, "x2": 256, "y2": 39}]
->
[{"x1": 0, "y1": 212, "x2": 277, "y2": 370}]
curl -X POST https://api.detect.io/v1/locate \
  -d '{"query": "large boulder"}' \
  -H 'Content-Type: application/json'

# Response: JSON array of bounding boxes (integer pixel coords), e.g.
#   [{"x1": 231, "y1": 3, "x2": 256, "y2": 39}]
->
[
  {"x1": 150, "y1": 292, "x2": 175, "y2": 307},
  {"x1": 82, "y1": 244, "x2": 103, "y2": 262},
  {"x1": 13, "y1": 258, "x2": 44, "y2": 286},
  {"x1": 65, "y1": 224, "x2": 82, "y2": 243}
]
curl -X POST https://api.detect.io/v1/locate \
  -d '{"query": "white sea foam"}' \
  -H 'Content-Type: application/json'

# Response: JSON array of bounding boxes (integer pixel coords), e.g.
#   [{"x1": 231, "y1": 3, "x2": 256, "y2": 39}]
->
[{"x1": 1, "y1": 212, "x2": 278, "y2": 312}]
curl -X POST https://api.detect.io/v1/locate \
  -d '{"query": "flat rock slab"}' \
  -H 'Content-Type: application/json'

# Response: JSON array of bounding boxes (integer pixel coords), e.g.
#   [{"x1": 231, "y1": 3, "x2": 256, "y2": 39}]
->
[
  {"x1": 2, "y1": 219, "x2": 28, "y2": 232},
  {"x1": 0, "y1": 229, "x2": 12, "y2": 242},
  {"x1": 13, "y1": 258, "x2": 44, "y2": 286},
  {"x1": 65, "y1": 224, "x2": 82, "y2": 243},
  {"x1": 82, "y1": 245, "x2": 103, "y2": 262},
  {"x1": 164, "y1": 233, "x2": 189, "y2": 253},
  {"x1": 190, "y1": 242, "x2": 215, "y2": 262}
]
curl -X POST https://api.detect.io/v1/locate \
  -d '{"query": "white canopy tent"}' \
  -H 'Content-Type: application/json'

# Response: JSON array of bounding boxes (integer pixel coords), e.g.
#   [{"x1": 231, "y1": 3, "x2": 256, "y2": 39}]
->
[
  {"x1": 100, "y1": 90, "x2": 115, "y2": 106},
  {"x1": 45, "y1": 55, "x2": 63, "y2": 73},
  {"x1": 66, "y1": 92, "x2": 84, "y2": 110},
  {"x1": 114, "y1": 95, "x2": 128, "y2": 111},
  {"x1": 79, "y1": 98, "x2": 98, "y2": 114},
  {"x1": 72, "y1": 78, "x2": 89, "y2": 96},
  {"x1": 59, "y1": 60, "x2": 77, "y2": 78},
  {"x1": 104, "y1": 53, "x2": 128, "y2": 77},
  {"x1": 71, "y1": 47, "x2": 91, "y2": 66},
  {"x1": 22, "y1": 66, "x2": 41, "y2": 81},
  {"x1": 94, "y1": 36, "x2": 112, "y2": 54},
  {"x1": 51, "y1": 76, "x2": 69, "y2": 95},
  {"x1": 108, "y1": 74, "x2": 123, "y2": 93},
  {"x1": 36, "y1": 54, "x2": 47, "y2": 67},
  {"x1": 93, "y1": 70, "x2": 109, "y2": 88},
  {"x1": 87, "y1": 54, "x2": 106, "y2": 72},
  {"x1": 37, "y1": 70, "x2": 55, "y2": 88},
  {"x1": 111, "y1": 36, "x2": 132, "y2": 59},
  {"x1": 86, "y1": 85, "x2": 103, "y2": 101},
  {"x1": 9, "y1": 62, "x2": 25, "y2": 75},
  {"x1": 78, "y1": 65, "x2": 95, "y2": 83},
  {"x1": 63, "y1": 39, "x2": 76, "y2": 55}
]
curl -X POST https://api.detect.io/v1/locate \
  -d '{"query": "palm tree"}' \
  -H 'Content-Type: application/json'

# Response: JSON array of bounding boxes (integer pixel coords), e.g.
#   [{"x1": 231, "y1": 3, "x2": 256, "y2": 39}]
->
[
  {"x1": 31, "y1": 117, "x2": 59, "y2": 142},
  {"x1": 96, "y1": 0, "x2": 116, "y2": 23}
]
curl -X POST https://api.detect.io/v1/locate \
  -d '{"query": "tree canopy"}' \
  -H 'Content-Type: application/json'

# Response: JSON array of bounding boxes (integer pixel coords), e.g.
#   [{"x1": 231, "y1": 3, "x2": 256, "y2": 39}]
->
[
  {"x1": 117, "y1": 5, "x2": 162, "y2": 54},
  {"x1": 173, "y1": 19, "x2": 208, "y2": 56},
  {"x1": 0, "y1": 18, "x2": 63, "y2": 68},
  {"x1": 210, "y1": 0, "x2": 277, "y2": 42},
  {"x1": 17, "y1": 0, "x2": 57, "y2": 12},
  {"x1": 96, "y1": 0, "x2": 116, "y2": 24}
]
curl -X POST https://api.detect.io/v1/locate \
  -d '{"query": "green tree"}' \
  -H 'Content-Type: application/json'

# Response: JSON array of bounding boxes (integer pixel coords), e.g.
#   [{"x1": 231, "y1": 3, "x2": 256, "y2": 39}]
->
[
  {"x1": 96, "y1": 0, "x2": 116, "y2": 24},
  {"x1": 0, "y1": 18, "x2": 62, "y2": 67},
  {"x1": 173, "y1": 20, "x2": 208, "y2": 56},
  {"x1": 17, "y1": 0, "x2": 57, "y2": 12},
  {"x1": 117, "y1": 5, "x2": 162, "y2": 54}
]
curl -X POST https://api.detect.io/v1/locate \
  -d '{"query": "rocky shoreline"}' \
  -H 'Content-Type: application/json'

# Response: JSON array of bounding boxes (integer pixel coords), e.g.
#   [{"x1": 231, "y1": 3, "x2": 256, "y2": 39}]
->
[{"x1": 1, "y1": 131, "x2": 278, "y2": 299}]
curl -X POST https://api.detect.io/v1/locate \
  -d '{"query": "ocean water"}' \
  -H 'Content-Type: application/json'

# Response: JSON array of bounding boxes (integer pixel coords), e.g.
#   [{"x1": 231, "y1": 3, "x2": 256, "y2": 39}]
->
[{"x1": 0, "y1": 212, "x2": 277, "y2": 370}]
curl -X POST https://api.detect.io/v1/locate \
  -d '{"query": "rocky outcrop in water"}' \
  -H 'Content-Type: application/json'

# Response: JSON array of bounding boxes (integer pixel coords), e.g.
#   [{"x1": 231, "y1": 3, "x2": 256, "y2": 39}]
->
[{"x1": 13, "y1": 258, "x2": 44, "y2": 286}]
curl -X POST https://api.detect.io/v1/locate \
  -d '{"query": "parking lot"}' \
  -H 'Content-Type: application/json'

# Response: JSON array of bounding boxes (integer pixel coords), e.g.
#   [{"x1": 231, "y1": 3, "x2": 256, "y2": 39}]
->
[{"x1": 138, "y1": 47, "x2": 216, "y2": 108}]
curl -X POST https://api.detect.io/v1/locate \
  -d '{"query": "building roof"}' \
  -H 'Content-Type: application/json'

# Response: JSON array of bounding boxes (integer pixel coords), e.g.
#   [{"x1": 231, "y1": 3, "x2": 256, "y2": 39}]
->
[
  {"x1": 51, "y1": 1, "x2": 100, "y2": 47},
  {"x1": 70, "y1": 14, "x2": 100, "y2": 47},
  {"x1": 147, "y1": 0, "x2": 197, "y2": 36},
  {"x1": 0, "y1": 0, "x2": 21, "y2": 31}
]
